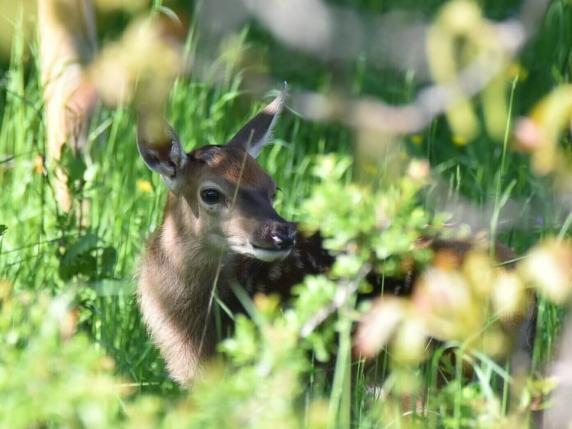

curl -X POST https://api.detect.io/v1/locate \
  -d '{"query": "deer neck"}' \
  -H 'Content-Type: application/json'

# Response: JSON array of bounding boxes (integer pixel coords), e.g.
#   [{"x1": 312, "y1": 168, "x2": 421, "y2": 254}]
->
[{"x1": 155, "y1": 193, "x2": 233, "y2": 302}]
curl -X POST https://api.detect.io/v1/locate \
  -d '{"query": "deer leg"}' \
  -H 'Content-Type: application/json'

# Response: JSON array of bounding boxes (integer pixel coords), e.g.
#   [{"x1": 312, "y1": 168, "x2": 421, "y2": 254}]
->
[{"x1": 38, "y1": 0, "x2": 98, "y2": 212}]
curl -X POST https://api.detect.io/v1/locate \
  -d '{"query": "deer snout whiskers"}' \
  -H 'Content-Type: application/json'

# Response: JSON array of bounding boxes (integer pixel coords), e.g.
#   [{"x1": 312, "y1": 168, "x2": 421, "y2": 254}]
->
[
  {"x1": 248, "y1": 220, "x2": 297, "y2": 255},
  {"x1": 228, "y1": 236, "x2": 293, "y2": 262},
  {"x1": 269, "y1": 222, "x2": 297, "y2": 250},
  {"x1": 137, "y1": 86, "x2": 290, "y2": 384}
]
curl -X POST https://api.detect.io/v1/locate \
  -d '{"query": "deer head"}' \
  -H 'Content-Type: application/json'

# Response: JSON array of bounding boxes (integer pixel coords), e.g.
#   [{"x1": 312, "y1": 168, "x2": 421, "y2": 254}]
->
[{"x1": 136, "y1": 89, "x2": 296, "y2": 262}]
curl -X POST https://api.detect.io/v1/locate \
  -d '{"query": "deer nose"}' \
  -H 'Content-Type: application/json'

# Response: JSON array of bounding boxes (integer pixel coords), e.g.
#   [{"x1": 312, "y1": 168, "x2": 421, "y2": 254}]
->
[{"x1": 270, "y1": 223, "x2": 297, "y2": 250}]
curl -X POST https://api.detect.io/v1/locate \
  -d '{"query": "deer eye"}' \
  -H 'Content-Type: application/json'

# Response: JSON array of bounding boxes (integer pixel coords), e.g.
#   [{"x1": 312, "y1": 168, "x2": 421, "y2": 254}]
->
[{"x1": 200, "y1": 188, "x2": 222, "y2": 205}]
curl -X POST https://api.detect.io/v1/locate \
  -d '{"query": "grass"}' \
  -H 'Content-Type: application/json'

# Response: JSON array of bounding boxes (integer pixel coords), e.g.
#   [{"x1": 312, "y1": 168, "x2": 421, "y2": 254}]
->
[
  {"x1": 1, "y1": 0, "x2": 572, "y2": 427},
  {"x1": 0, "y1": 53, "x2": 350, "y2": 392}
]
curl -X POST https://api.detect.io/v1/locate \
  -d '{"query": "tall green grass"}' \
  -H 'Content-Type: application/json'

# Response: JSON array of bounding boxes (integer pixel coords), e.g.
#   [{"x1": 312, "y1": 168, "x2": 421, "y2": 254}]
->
[{"x1": 0, "y1": 45, "x2": 351, "y2": 393}]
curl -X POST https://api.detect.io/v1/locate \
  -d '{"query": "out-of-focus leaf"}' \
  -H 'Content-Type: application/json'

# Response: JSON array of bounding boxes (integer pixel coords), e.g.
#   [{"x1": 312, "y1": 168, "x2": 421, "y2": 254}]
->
[
  {"x1": 515, "y1": 85, "x2": 572, "y2": 175},
  {"x1": 354, "y1": 297, "x2": 407, "y2": 358},
  {"x1": 520, "y1": 239, "x2": 572, "y2": 305},
  {"x1": 413, "y1": 267, "x2": 483, "y2": 342},
  {"x1": 391, "y1": 317, "x2": 427, "y2": 365},
  {"x1": 492, "y1": 271, "x2": 527, "y2": 320}
]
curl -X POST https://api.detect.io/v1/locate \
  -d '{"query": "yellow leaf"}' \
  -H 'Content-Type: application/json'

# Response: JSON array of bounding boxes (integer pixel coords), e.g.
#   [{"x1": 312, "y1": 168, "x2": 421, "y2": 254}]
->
[{"x1": 520, "y1": 240, "x2": 572, "y2": 305}]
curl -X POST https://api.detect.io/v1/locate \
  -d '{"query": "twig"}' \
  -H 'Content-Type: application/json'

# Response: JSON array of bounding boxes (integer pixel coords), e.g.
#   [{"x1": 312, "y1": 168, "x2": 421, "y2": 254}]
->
[
  {"x1": 194, "y1": 0, "x2": 549, "y2": 135},
  {"x1": 300, "y1": 263, "x2": 371, "y2": 338}
]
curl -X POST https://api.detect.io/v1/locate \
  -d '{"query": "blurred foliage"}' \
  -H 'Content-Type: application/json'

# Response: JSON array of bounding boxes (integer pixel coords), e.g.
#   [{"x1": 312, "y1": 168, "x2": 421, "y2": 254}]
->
[
  {"x1": 427, "y1": 0, "x2": 510, "y2": 142},
  {"x1": 302, "y1": 155, "x2": 436, "y2": 277},
  {"x1": 4, "y1": 153, "x2": 571, "y2": 427},
  {"x1": 0, "y1": 154, "x2": 441, "y2": 428},
  {"x1": 0, "y1": 283, "x2": 125, "y2": 428}
]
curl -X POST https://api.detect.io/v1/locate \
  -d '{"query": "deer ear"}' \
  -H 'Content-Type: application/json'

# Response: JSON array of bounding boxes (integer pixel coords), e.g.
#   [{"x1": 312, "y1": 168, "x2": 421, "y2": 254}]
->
[
  {"x1": 227, "y1": 85, "x2": 287, "y2": 158},
  {"x1": 137, "y1": 115, "x2": 188, "y2": 191}
]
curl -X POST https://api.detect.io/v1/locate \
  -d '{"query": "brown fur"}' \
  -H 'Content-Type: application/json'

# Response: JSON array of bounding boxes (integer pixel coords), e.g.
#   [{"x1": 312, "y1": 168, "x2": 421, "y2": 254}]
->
[
  {"x1": 137, "y1": 133, "x2": 293, "y2": 384},
  {"x1": 193, "y1": 146, "x2": 274, "y2": 188}
]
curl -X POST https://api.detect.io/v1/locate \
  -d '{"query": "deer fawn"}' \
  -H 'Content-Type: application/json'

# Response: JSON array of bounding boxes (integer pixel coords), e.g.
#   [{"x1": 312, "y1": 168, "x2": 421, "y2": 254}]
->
[{"x1": 136, "y1": 89, "x2": 332, "y2": 384}]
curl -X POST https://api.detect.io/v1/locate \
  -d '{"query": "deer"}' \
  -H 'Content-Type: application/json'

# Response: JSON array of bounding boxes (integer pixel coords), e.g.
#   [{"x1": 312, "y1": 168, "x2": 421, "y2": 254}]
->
[
  {"x1": 136, "y1": 89, "x2": 333, "y2": 384},
  {"x1": 136, "y1": 89, "x2": 534, "y2": 386},
  {"x1": 38, "y1": 0, "x2": 99, "y2": 213}
]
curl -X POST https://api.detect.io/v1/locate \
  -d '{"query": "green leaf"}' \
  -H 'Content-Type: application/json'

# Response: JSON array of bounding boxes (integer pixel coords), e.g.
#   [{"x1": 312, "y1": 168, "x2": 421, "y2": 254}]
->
[
  {"x1": 61, "y1": 233, "x2": 99, "y2": 264},
  {"x1": 58, "y1": 233, "x2": 100, "y2": 281},
  {"x1": 100, "y1": 247, "x2": 118, "y2": 277}
]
